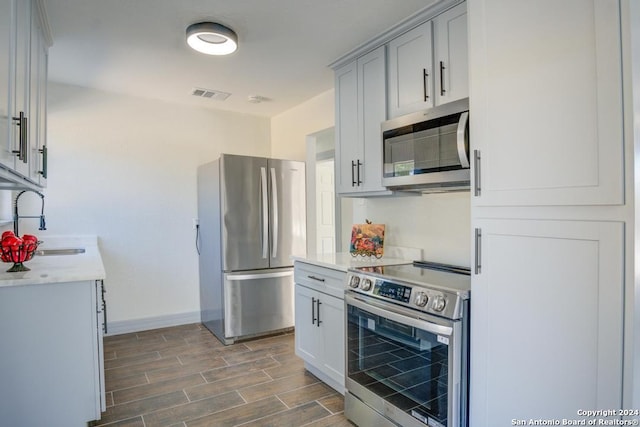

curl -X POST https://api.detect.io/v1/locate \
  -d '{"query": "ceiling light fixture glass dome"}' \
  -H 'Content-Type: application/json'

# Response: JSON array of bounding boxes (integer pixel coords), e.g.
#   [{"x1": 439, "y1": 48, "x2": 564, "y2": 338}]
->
[{"x1": 186, "y1": 22, "x2": 238, "y2": 55}]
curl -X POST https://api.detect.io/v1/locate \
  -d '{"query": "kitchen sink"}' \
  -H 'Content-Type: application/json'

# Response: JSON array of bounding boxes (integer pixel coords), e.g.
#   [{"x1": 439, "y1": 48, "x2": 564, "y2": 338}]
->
[{"x1": 34, "y1": 248, "x2": 86, "y2": 256}]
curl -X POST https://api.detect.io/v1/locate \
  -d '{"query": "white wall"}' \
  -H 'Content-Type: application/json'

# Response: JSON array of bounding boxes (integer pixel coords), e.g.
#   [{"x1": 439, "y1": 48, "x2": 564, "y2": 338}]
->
[
  {"x1": 352, "y1": 193, "x2": 470, "y2": 266},
  {"x1": 271, "y1": 89, "x2": 335, "y2": 161},
  {"x1": 17, "y1": 82, "x2": 270, "y2": 329}
]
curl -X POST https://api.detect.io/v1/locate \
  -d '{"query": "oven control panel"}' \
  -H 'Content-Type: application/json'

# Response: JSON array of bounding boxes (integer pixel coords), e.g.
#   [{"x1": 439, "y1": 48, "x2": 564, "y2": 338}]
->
[
  {"x1": 346, "y1": 272, "x2": 460, "y2": 317},
  {"x1": 373, "y1": 281, "x2": 412, "y2": 303}
]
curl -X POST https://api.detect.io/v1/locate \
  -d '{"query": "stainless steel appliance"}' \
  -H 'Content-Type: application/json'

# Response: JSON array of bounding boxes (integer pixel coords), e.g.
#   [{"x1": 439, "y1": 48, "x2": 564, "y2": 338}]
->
[
  {"x1": 381, "y1": 98, "x2": 470, "y2": 193},
  {"x1": 197, "y1": 154, "x2": 306, "y2": 344},
  {"x1": 345, "y1": 261, "x2": 470, "y2": 427}
]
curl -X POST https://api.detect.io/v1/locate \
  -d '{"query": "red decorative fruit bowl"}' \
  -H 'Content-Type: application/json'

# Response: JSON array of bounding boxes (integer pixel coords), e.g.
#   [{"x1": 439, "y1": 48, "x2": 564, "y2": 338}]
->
[{"x1": 0, "y1": 231, "x2": 41, "y2": 272}]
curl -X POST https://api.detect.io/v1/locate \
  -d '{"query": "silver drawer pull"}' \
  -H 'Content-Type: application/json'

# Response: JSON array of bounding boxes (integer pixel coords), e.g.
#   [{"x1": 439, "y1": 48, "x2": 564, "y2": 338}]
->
[{"x1": 308, "y1": 275, "x2": 325, "y2": 282}]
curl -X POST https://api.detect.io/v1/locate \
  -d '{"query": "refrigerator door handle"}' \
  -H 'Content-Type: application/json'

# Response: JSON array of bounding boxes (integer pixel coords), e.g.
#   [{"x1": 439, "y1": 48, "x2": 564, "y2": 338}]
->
[
  {"x1": 270, "y1": 167, "x2": 279, "y2": 258},
  {"x1": 226, "y1": 271, "x2": 293, "y2": 281},
  {"x1": 261, "y1": 167, "x2": 268, "y2": 259}
]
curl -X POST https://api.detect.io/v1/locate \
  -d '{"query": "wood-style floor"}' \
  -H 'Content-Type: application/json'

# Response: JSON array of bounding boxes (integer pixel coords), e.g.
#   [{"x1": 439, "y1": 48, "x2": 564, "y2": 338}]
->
[{"x1": 92, "y1": 323, "x2": 353, "y2": 427}]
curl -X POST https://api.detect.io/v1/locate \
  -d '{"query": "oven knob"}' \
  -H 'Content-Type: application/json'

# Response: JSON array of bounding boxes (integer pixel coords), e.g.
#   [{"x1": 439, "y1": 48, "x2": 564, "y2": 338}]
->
[
  {"x1": 432, "y1": 295, "x2": 446, "y2": 312},
  {"x1": 360, "y1": 278, "x2": 373, "y2": 291},
  {"x1": 348, "y1": 276, "x2": 360, "y2": 288},
  {"x1": 414, "y1": 292, "x2": 428, "y2": 307}
]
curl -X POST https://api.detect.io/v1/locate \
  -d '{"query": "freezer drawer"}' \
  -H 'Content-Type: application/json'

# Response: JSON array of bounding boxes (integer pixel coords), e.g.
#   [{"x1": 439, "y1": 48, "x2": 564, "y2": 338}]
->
[{"x1": 223, "y1": 268, "x2": 294, "y2": 340}]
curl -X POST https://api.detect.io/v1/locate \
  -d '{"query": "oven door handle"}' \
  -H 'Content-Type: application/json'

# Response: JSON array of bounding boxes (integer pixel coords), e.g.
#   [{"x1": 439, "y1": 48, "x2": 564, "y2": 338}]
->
[{"x1": 345, "y1": 293, "x2": 454, "y2": 337}]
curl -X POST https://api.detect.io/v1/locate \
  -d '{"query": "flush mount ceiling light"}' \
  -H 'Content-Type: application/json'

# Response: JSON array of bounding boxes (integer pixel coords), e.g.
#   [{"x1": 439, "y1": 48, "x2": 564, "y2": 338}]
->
[{"x1": 186, "y1": 22, "x2": 238, "y2": 55}]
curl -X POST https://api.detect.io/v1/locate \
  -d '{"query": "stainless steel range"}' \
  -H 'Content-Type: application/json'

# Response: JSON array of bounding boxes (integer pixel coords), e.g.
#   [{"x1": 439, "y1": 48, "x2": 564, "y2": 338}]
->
[{"x1": 344, "y1": 261, "x2": 470, "y2": 427}]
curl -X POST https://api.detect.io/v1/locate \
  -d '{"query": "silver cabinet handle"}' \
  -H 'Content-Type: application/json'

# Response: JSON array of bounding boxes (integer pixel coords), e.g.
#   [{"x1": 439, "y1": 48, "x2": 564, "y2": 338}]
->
[
  {"x1": 12, "y1": 111, "x2": 26, "y2": 162},
  {"x1": 456, "y1": 112, "x2": 469, "y2": 168},
  {"x1": 423, "y1": 68, "x2": 429, "y2": 101},
  {"x1": 38, "y1": 145, "x2": 47, "y2": 178},
  {"x1": 351, "y1": 160, "x2": 356, "y2": 186},
  {"x1": 474, "y1": 150, "x2": 481, "y2": 197},
  {"x1": 312, "y1": 297, "x2": 317, "y2": 325},
  {"x1": 440, "y1": 61, "x2": 446, "y2": 96},
  {"x1": 475, "y1": 228, "x2": 482, "y2": 274},
  {"x1": 260, "y1": 167, "x2": 268, "y2": 259},
  {"x1": 270, "y1": 167, "x2": 278, "y2": 258}
]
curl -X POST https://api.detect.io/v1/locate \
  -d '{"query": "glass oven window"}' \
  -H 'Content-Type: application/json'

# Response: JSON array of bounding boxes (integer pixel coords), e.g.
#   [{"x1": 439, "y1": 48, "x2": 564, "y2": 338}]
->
[{"x1": 347, "y1": 304, "x2": 450, "y2": 427}]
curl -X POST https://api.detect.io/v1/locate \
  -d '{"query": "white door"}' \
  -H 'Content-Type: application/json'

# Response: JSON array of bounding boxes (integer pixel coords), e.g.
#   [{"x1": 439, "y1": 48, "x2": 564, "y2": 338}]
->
[
  {"x1": 335, "y1": 60, "x2": 359, "y2": 194},
  {"x1": 433, "y1": 1, "x2": 468, "y2": 105},
  {"x1": 315, "y1": 159, "x2": 335, "y2": 255},
  {"x1": 319, "y1": 293, "x2": 345, "y2": 390},
  {"x1": 471, "y1": 219, "x2": 624, "y2": 425},
  {"x1": 387, "y1": 20, "x2": 433, "y2": 118},
  {"x1": 469, "y1": 0, "x2": 623, "y2": 206},
  {"x1": 294, "y1": 284, "x2": 321, "y2": 364}
]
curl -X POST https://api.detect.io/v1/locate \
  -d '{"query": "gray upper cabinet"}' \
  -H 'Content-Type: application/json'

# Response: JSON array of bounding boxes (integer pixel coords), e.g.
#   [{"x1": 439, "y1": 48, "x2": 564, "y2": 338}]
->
[
  {"x1": 469, "y1": 0, "x2": 623, "y2": 206},
  {"x1": 433, "y1": 2, "x2": 468, "y2": 106},
  {"x1": 387, "y1": 1, "x2": 468, "y2": 119},
  {"x1": 0, "y1": 0, "x2": 13, "y2": 170},
  {"x1": 0, "y1": 0, "x2": 49, "y2": 189},
  {"x1": 331, "y1": 0, "x2": 467, "y2": 197},
  {"x1": 387, "y1": 21, "x2": 434, "y2": 117},
  {"x1": 334, "y1": 45, "x2": 391, "y2": 197},
  {"x1": 28, "y1": 5, "x2": 48, "y2": 187}
]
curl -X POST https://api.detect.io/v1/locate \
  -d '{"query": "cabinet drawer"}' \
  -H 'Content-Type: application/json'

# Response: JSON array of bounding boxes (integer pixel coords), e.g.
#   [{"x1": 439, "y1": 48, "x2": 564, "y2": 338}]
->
[{"x1": 294, "y1": 262, "x2": 346, "y2": 298}]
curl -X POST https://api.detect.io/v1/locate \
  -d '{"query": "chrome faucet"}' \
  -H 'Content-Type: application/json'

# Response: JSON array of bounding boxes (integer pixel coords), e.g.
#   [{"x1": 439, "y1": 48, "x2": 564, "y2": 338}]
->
[{"x1": 13, "y1": 190, "x2": 46, "y2": 236}]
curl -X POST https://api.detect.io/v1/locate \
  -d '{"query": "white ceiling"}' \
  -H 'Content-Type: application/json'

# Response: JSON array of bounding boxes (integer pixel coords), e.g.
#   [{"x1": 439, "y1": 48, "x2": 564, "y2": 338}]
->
[{"x1": 45, "y1": 0, "x2": 437, "y2": 118}]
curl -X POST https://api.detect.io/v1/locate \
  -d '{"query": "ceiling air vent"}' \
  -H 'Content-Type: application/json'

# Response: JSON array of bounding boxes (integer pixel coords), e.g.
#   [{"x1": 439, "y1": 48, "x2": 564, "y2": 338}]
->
[{"x1": 191, "y1": 87, "x2": 231, "y2": 101}]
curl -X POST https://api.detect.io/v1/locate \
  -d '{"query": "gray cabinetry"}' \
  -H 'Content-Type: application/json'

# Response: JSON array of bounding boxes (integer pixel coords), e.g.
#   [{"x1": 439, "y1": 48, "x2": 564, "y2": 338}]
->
[
  {"x1": 387, "y1": 1, "x2": 468, "y2": 118},
  {"x1": 334, "y1": 45, "x2": 390, "y2": 197},
  {"x1": 469, "y1": 0, "x2": 628, "y2": 423},
  {"x1": 294, "y1": 261, "x2": 345, "y2": 393},
  {"x1": 0, "y1": 0, "x2": 49, "y2": 189},
  {"x1": 0, "y1": 280, "x2": 106, "y2": 426}
]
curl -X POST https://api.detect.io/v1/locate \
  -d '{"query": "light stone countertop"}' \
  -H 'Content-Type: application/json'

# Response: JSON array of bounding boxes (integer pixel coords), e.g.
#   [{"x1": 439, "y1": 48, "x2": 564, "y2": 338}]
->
[
  {"x1": 0, "y1": 235, "x2": 106, "y2": 287},
  {"x1": 292, "y1": 252, "x2": 414, "y2": 272}
]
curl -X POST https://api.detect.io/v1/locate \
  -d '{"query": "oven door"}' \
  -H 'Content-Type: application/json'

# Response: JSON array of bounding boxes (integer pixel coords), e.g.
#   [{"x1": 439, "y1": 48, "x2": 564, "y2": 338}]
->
[{"x1": 345, "y1": 293, "x2": 466, "y2": 427}]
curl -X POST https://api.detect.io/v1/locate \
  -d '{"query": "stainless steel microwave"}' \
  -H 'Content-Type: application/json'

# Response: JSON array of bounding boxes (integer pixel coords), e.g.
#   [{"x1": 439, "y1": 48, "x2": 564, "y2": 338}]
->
[{"x1": 381, "y1": 98, "x2": 470, "y2": 192}]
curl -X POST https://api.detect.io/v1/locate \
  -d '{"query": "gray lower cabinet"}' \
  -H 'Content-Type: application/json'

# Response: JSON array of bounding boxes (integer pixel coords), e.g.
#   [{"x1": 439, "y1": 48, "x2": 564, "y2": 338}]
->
[
  {"x1": 0, "y1": 280, "x2": 105, "y2": 426},
  {"x1": 294, "y1": 261, "x2": 345, "y2": 393}
]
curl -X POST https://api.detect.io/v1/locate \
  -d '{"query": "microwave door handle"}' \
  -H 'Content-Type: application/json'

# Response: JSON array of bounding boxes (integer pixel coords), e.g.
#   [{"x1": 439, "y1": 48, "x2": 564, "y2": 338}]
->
[{"x1": 456, "y1": 111, "x2": 470, "y2": 168}]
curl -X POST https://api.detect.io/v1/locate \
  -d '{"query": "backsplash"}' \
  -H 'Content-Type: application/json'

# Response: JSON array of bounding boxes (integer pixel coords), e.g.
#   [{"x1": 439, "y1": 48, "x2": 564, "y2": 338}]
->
[{"x1": 350, "y1": 192, "x2": 470, "y2": 267}]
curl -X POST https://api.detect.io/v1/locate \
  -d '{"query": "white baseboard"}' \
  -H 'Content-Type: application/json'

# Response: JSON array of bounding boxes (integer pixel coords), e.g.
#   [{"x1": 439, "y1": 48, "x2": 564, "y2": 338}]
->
[{"x1": 106, "y1": 311, "x2": 201, "y2": 336}]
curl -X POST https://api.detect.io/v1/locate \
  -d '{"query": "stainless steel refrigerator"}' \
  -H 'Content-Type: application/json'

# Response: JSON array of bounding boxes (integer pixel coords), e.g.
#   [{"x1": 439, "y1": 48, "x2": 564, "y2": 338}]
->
[{"x1": 197, "y1": 154, "x2": 306, "y2": 344}]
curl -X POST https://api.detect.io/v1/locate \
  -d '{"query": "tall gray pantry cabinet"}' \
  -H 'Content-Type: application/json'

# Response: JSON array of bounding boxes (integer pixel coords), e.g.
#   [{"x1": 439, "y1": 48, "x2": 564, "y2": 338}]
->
[{"x1": 468, "y1": 0, "x2": 634, "y2": 425}]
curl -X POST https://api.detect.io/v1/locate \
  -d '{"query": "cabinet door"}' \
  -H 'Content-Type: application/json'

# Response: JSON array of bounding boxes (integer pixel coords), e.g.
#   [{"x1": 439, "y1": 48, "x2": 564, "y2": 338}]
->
[
  {"x1": 11, "y1": 0, "x2": 30, "y2": 176},
  {"x1": 470, "y1": 219, "x2": 623, "y2": 425},
  {"x1": 319, "y1": 293, "x2": 345, "y2": 388},
  {"x1": 469, "y1": 0, "x2": 623, "y2": 206},
  {"x1": 334, "y1": 60, "x2": 359, "y2": 194},
  {"x1": 357, "y1": 45, "x2": 387, "y2": 193},
  {"x1": 0, "y1": 281, "x2": 101, "y2": 425},
  {"x1": 0, "y1": 0, "x2": 14, "y2": 169},
  {"x1": 387, "y1": 21, "x2": 433, "y2": 118},
  {"x1": 28, "y1": 7, "x2": 43, "y2": 184},
  {"x1": 94, "y1": 281, "x2": 106, "y2": 414},
  {"x1": 433, "y1": 2, "x2": 468, "y2": 106},
  {"x1": 294, "y1": 284, "x2": 321, "y2": 364}
]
